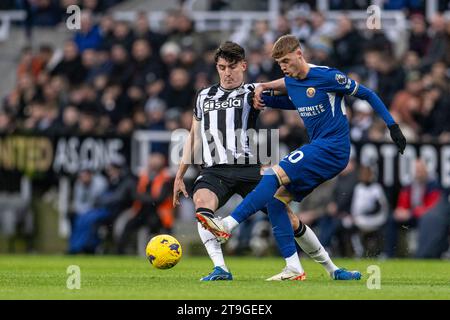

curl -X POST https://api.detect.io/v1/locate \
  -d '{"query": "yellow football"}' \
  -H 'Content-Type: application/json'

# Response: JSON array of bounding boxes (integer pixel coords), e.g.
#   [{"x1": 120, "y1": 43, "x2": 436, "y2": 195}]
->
[{"x1": 145, "y1": 234, "x2": 182, "y2": 269}]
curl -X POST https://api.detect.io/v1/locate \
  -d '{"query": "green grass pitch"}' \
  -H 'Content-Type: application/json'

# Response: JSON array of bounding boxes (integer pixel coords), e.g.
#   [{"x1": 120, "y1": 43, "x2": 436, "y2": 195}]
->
[{"x1": 0, "y1": 255, "x2": 449, "y2": 299}]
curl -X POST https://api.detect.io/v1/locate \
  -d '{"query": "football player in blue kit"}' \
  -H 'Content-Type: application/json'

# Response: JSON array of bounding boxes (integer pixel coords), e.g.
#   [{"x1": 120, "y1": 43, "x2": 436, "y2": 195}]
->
[{"x1": 197, "y1": 35, "x2": 406, "y2": 280}]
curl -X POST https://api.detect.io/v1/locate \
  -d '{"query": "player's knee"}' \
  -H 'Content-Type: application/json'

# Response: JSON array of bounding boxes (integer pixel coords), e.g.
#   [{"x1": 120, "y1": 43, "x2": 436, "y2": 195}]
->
[
  {"x1": 193, "y1": 196, "x2": 211, "y2": 209},
  {"x1": 193, "y1": 191, "x2": 217, "y2": 209},
  {"x1": 274, "y1": 186, "x2": 294, "y2": 205},
  {"x1": 272, "y1": 165, "x2": 290, "y2": 185}
]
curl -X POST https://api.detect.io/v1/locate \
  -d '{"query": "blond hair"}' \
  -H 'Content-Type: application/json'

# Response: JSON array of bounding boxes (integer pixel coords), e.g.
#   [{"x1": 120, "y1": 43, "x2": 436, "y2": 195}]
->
[{"x1": 271, "y1": 35, "x2": 301, "y2": 59}]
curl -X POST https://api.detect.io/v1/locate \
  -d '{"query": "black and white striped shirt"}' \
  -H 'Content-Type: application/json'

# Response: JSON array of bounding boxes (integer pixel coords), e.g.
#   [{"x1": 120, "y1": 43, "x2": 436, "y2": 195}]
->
[{"x1": 193, "y1": 83, "x2": 260, "y2": 167}]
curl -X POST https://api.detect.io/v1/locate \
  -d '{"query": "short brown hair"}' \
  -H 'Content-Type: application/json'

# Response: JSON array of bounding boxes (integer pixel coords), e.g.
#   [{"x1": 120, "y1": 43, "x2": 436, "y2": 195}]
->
[
  {"x1": 271, "y1": 35, "x2": 300, "y2": 59},
  {"x1": 214, "y1": 41, "x2": 245, "y2": 64}
]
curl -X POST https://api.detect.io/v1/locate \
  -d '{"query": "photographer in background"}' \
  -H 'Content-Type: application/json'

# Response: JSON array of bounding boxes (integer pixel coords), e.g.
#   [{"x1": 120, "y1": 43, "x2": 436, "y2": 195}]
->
[
  {"x1": 117, "y1": 153, "x2": 173, "y2": 254},
  {"x1": 351, "y1": 165, "x2": 388, "y2": 258},
  {"x1": 68, "y1": 164, "x2": 107, "y2": 254}
]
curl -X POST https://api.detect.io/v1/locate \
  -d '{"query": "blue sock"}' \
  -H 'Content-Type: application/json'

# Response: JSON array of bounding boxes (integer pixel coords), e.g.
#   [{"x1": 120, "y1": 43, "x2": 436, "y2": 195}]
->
[
  {"x1": 267, "y1": 198, "x2": 296, "y2": 258},
  {"x1": 230, "y1": 170, "x2": 279, "y2": 223}
]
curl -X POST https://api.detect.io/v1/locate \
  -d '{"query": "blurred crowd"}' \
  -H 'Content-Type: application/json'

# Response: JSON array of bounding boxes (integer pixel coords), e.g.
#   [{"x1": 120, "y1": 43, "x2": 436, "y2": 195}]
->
[
  {"x1": 66, "y1": 152, "x2": 173, "y2": 255},
  {"x1": 0, "y1": 1, "x2": 449, "y2": 257},
  {"x1": 4, "y1": 0, "x2": 125, "y2": 24},
  {"x1": 1, "y1": 4, "x2": 450, "y2": 144}
]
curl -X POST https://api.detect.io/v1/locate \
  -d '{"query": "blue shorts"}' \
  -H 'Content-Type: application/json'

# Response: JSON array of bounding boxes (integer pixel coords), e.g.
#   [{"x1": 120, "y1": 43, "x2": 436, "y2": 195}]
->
[{"x1": 278, "y1": 141, "x2": 350, "y2": 202}]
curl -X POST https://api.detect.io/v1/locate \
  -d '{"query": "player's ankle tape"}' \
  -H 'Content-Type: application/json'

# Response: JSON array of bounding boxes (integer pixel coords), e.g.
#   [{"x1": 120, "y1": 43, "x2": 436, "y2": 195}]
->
[{"x1": 196, "y1": 207, "x2": 215, "y2": 218}]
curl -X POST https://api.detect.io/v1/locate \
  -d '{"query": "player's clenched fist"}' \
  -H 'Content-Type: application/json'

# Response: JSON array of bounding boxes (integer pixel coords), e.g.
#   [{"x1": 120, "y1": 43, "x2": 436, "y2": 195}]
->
[
  {"x1": 388, "y1": 124, "x2": 407, "y2": 154},
  {"x1": 252, "y1": 85, "x2": 266, "y2": 110},
  {"x1": 173, "y1": 176, "x2": 188, "y2": 207}
]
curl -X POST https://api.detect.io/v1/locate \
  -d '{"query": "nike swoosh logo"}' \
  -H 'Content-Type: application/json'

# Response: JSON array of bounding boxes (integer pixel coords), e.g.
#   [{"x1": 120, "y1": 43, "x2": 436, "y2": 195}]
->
[{"x1": 210, "y1": 275, "x2": 229, "y2": 280}]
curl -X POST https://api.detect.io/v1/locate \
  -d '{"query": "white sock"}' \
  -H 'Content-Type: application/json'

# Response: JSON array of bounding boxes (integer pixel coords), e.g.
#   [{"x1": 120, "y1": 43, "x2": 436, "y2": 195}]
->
[
  {"x1": 286, "y1": 252, "x2": 304, "y2": 274},
  {"x1": 295, "y1": 225, "x2": 338, "y2": 276},
  {"x1": 222, "y1": 216, "x2": 239, "y2": 232},
  {"x1": 197, "y1": 222, "x2": 228, "y2": 272}
]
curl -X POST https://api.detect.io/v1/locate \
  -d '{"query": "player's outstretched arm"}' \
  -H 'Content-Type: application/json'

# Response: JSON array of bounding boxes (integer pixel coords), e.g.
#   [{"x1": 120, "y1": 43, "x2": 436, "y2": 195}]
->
[
  {"x1": 324, "y1": 69, "x2": 406, "y2": 154},
  {"x1": 354, "y1": 84, "x2": 406, "y2": 154},
  {"x1": 258, "y1": 78, "x2": 287, "y2": 93},
  {"x1": 254, "y1": 78, "x2": 287, "y2": 109},
  {"x1": 261, "y1": 94, "x2": 296, "y2": 110}
]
